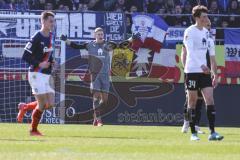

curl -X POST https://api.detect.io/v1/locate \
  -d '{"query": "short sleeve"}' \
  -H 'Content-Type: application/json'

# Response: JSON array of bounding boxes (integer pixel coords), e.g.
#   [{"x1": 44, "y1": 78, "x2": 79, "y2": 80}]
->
[{"x1": 183, "y1": 28, "x2": 193, "y2": 50}]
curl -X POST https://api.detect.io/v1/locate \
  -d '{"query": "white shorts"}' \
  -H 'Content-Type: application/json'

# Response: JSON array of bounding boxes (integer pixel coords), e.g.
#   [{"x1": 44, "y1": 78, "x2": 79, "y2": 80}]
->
[{"x1": 28, "y1": 72, "x2": 55, "y2": 95}]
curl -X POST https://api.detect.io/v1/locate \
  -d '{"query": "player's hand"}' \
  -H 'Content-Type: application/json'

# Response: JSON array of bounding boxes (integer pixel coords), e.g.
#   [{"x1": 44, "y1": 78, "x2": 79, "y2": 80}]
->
[
  {"x1": 39, "y1": 61, "x2": 51, "y2": 69},
  {"x1": 107, "y1": 41, "x2": 118, "y2": 49},
  {"x1": 201, "y1": 65, "x2": 210, "y2": 74},
  {"x1": 51, "y1": 60, "x2": 60, "y2": 71},
  {"x1": 132, "y1": 32, "x2": 141, "y2": 40},
  {"x1": 119, "y1": 40, "x2": 130, "y2": 49},
  {"x1": 60, "y1": 34, "x2": 68, "y2": 41},
  {"x1": 212, "y1": 75, "x2": 218, "y2": 88}
]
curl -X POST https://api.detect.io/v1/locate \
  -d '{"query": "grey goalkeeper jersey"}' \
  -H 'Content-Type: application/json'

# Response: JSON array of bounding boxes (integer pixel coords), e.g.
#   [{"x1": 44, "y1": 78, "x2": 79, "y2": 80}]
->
[{"x1": 86, "y1": 41, "x2": 111, "y2": 74}]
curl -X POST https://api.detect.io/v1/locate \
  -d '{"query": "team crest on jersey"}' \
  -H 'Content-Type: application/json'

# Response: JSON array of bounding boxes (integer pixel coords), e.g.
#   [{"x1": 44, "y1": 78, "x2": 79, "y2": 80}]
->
[
  {"x1": 97, "y1": 48, "x2": 103, "y2": 56},
  {"x1": 202, "y1": 38, "x2": 207, "y2": 46}
]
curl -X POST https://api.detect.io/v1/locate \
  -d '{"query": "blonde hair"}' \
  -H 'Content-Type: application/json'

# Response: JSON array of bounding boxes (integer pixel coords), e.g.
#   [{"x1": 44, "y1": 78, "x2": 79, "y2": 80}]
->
[{"x1": 94, "y1": 27, "x2": 104, "y2": 33}]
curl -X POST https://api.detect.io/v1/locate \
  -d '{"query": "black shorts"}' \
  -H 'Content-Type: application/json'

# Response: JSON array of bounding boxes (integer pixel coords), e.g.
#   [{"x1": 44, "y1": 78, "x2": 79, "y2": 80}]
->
[{"x1": 185, "y1": 73, "x2": 212, "y2": 90}]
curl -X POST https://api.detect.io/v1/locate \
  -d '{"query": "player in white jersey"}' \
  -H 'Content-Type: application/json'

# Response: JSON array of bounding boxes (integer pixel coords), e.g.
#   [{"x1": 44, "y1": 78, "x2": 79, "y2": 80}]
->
[
  {"x1": 181, "y1": 5, "x2": 224, "y2": 141},
  {"x1": 181, "y1": 18, "x2": 213, "y2": 134}
]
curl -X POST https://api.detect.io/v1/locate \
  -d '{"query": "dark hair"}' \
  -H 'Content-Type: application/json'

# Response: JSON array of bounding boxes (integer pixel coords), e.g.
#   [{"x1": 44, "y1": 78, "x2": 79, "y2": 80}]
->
[
  {"x1": 192, "y1": 5, "x2": 208, "y2": 18},
  {"x1": 41, "y1": 11, "x2": 55, "y2": 21}
]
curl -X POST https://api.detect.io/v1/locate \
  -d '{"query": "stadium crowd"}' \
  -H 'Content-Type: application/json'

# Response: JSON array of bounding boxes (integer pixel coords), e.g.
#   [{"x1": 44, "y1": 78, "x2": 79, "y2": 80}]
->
[{"x1": 0, "y1": 0, "x2": 239, "y2": 27}]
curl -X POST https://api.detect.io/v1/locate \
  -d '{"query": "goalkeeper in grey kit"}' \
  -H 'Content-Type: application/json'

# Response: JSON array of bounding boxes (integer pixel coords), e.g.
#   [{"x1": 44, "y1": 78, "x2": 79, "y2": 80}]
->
[{"x1": 61, "y1": 27, "x2": 138, "y2": 126}]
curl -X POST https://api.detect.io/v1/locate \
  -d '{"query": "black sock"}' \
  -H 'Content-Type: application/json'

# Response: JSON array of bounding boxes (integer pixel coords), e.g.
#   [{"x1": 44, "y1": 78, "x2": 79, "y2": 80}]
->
[
  {"x1": 195, "y1": 99, "x2": 203, "y2": 126},
  {"x1": 207, "y1": 105, "x2": 216, "y2": 134},
  {"x1": 188, "y1": 108, "x2": 197, "y2": 134},
  {"x1": 183, "y1": 99, "x2": 188, "y2": 121}
]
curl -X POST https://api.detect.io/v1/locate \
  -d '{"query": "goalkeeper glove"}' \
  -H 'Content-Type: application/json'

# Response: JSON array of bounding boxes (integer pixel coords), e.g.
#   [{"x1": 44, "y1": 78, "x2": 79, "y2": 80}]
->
[
  {"x1": 132, "y1": 32, "x2": 141, "y2": 40},
  {"x1": 60, "y1": 34, "x2": 71, "y2": 45},
  {"x1": 119, "y1": 40, "x2": 130, "y2": 49},
  {"x1": 60, "y1": 34, "x2": 68, "y2": 41},
  {"x1": 107, "y1": 41, "x2": 118, "y2": 49}
]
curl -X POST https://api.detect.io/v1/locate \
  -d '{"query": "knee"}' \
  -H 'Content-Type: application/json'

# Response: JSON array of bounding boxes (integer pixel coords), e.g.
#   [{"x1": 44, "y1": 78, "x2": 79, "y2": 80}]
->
[
  {"x1": 205, "y1": 97, "x2": 214, "y2": 105},
  {"x1": 188, "y1": 96, "x2": 198, "y2": 106}
]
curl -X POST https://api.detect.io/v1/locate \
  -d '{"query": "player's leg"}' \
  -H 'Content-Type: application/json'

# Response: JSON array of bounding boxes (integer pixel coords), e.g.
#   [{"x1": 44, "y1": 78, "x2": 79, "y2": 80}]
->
[
  {"x1": 200, "y1": 74, "x2": 223, "y2": 140},
  {"x1": 185, "y1": 73, "x2": 199, "y2": 140},
  {"x1": 91, "y1": 73, "x2": 103, "y2": 126},
  {"x1": 17, "y1": 101, "x2": 38, "y2": 123},
  {"x1": 30, "y1": 94, "x2": 46, "y2": 136},
  {"x1": 182, "y1": 74, "x2": 189, "y2": 133},
  {"x1": 93, "y1": 91, "x2": 103, "y2": 126},
  {"x1": 28, "y1": 72, "x2": 54, "y2": 135},
  {"x1": 195, "y1": 97, "x2": 205, "y2": 134},
  {"x1": 187, "y1": 90, "x2": 199, "y2": 140},
  {"x1": 96, "y1": 73, "x2": 110, "y2": 126},
  {"x1": 182, "y1": 95, "x2": 190, "y2": 133},
  {"x1": 44, "y1": 74, "x2": 55, "y2": 109},
  {"x1": 45, "y1": 92, "x2": 55, "y2": 109}
]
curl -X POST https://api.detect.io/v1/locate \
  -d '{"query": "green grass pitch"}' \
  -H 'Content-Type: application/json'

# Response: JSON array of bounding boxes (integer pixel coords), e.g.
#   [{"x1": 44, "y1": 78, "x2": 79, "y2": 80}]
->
[{"x1": 0, "y1": 123, "x2": 240, "y2": 160}]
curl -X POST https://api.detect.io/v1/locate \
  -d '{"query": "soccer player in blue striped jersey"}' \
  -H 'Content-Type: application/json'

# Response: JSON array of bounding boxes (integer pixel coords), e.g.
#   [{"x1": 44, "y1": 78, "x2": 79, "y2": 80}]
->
[{"x1": 18, "y1": 11, "x2": 56, "y2": 136}]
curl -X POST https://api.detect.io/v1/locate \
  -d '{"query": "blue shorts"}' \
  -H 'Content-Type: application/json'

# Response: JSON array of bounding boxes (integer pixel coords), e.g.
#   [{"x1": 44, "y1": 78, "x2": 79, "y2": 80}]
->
[{"x1": 90, "y1": 73, "x2": 110, "y2": 93}]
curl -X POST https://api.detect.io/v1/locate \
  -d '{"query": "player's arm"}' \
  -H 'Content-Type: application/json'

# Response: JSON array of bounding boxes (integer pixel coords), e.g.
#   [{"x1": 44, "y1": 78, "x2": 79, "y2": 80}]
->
[
  {"x1": 118, "y1": 32, "x2": 141, "y2": 49},
  {"x1": 209, "y1": 38, "x2": 218, "y2": 88},
  {"x1": 181, "y1": 45, "x2": 187, "y2": 68},
  {"x1": 22, "y1": 37, "x2": 50, "y2": 69},
  {"x1": 106, "y1": 41, "x2": 118, "y2": 51},
  {"x1": 60, "y1": 35, "x2": 87, "y2": 49}
]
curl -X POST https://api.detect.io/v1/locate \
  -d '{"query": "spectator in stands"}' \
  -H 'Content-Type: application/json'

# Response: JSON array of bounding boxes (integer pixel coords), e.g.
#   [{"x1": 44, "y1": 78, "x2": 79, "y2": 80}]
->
[
  {"x1": 114, "y1": 0, "x2": 128, "y2": 12},
  {"x1": 218, "y1": 0, "x2": 229, "y2": 12},
  {"x1": 209, "y1": 0, "x2": 221, "y2": 13},
  {"x1": 182, "y1": 1, "x2": 192, "y2": 13},
  {"x1": 197, "y1": 0, "x2": 209, "y2": 6},
  {"x1": 45, "y1": 1, "x2": 54, "y2": 10},
  {"x1": 29, "y1": 0, "x2": 45, "y2": 10},
  {"x1": 227, "y1": 0, "x2": 240, "y2": 27},
  {"x1": 154, "y1": 5, "x2": 168, "y2": 26},
  {"x1": 125, "y1": 15, "x2": 132, "y2": 37},
  {"x1": 0, "y1": 0, "x2": 13, "y2": 10},
  {"x1": 58, "y1": 4, "x2": 70, "y2": 11},
  {"x1": 129, "y1": 0, "x2": 143, "y2": 12},
  {"x1": 12, "y1": 0, "x2": 28, "y2": 11},
  {"x1": 165, "y1": 0, "x2": 175, "y2": 11},
  {"x1": 172, "y1": 5, "x2": 192, "y2": 27},
  {"x1": 87, "y1": 0, "x2": 104, "y2": 11},
  {"x1": 58, "y1": 0, "x2": 73, "y2": 11},
  {"x1": 72, "y1": 0, "x2": 80, "y2": 10},
  {"x1": 128, "y1": 5, "x2": 138, "y2": 14},
  {"x1": 164, "y1": 4, "x2": 175, "y2": 26},
  {"x1": 104, "y1": 0, "x2": 117, "y2": 11},
  {"x1": 228, "y1": 0, "x2": 240, "y2": 14},
  {"x1": 208, "y1": 0, "x2": 221, "y2": 27},
  {"x1": 78, "y1": 3, "x2": 88, "y2": 12},
  {"x1": 146, "y1": 0, "x2": 158, "y2": 13}
]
